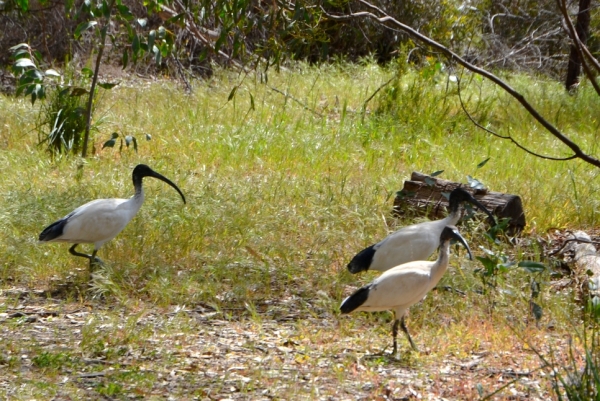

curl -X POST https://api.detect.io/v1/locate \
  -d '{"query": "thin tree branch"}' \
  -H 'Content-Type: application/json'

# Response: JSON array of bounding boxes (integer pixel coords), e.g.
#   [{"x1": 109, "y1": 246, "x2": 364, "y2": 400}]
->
[
  {"x1": 456, "y1": 77, "x2": 577, "y2": 162},
  {"x1": 82, "y1": 0, "x2": 116, "y2": 158},
  {"x1": 322, "y1": 0, "x2": 600, "y2": 169},
  {"x1": 362, "y1": 75, "x2": 395, "y2": 112},
  {"x1": 269, "y1": 86, "x2": 324, "y2": 118}
]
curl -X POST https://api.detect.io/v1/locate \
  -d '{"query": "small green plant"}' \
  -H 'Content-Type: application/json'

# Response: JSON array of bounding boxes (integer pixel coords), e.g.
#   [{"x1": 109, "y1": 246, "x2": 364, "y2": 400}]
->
[
  {"x1": 537, "y1": 301, "x2": 600, "y2": 400},
  {"x1": 475, "y1": 233, "x2": 547, "y2": 321},
  {"x1": 32, "y1": 351, "x2": 72, "y2": 371},
  {"x1": 9, "y1": 43, "x2": 60, "y2": 105},
  {"x1": 9, "y1": 0, "x2": 174, "y2": 158},
  {"x1": 96, "y1": 381, "x2": 123, "y2": 397},
  {"x1": 101, "y1": 131, "x2": 154, "y2": 154},
  {"x1": 37, "y1": 84, "x2": 89, "y2": 156}
]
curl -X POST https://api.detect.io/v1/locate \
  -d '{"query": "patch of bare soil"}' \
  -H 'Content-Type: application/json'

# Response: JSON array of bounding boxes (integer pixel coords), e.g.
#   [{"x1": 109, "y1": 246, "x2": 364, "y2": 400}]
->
[{"x1": 0, "y1": 287, "x2": 574, "y2": 400}]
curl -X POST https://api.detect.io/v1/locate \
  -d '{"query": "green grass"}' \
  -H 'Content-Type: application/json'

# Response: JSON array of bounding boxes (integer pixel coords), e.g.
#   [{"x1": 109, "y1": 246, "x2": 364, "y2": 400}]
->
[{"x1": 0, "y1": 61, "x2": 599, "y2": 398}]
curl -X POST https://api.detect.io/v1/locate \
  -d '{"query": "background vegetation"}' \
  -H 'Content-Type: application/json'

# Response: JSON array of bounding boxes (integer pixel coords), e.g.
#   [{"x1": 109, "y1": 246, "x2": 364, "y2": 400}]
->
[
  {"x1": 1, "y1": 60, "x2": 600, "y2": 398},
  {"x1": 2, "y1": 0, "x2": 600, "y2": 399}
]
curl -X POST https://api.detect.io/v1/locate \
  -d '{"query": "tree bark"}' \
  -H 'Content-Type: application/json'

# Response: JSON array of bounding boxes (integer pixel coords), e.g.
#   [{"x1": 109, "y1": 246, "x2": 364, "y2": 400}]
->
[{"x1": 565, "y1": 0, "x2": 591, "y2": 91}]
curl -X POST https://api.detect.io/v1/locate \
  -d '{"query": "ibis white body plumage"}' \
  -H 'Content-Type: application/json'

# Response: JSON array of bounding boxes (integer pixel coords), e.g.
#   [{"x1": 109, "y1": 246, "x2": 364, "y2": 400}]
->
[
  {"x1": 39, "y1": 164, "x2": 186, "y2": 267},
  {"x1": 340, "y1": 225, "x2": 472, "y2": 354},
  {"x1": 347, "y1": 187, "x2": 494, "y2": 274}
]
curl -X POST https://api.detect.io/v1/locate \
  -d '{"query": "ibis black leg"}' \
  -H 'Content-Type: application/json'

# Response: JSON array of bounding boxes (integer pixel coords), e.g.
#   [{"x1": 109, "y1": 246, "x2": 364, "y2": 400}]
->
[
  {"x1": 69, "y1": 244, "x2": 91, "y2": 260},
  {"x1": 392, "y1": 319, "x2": 399, "y2": 355},
  {"x1": 69, "y1": 244, "x2": 103, "y2": 268},
  {"x1": 400, "y1": 315, "x2": 418, "y2": 352},
  {"x1": 89, "y1": 250, "x2": 104, "y2": 270}
]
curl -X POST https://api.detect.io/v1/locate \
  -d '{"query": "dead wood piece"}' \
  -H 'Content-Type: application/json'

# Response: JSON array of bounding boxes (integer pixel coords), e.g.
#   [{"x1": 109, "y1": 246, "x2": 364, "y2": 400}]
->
[
  {"x1": 568, "y1": 231, "x2": 600, "y2": 299},
  {"x1": 393, "y1": 171, "x2": 526, "y2": 234}
]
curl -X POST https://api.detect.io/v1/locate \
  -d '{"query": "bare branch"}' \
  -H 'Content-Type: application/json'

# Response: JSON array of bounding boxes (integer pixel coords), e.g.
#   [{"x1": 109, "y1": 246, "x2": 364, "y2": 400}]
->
[
  {"x1": 362, "y1": 76, "x2": 395, "y2": 113},
  {"x1": 322, "y1": 0, "x2": 600, "y2": 169},
  {"x1": 269, "y1": 86, "x2": 324, "y2": 118},
  {"x1": 456, "y1": 77, "x2": 577, "y2": 162}
]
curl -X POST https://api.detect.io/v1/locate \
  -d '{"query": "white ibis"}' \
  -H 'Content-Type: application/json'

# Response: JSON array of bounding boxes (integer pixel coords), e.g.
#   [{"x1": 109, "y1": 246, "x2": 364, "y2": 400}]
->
[
  {"x1": 347, "y1": 187, "x2": 493, "y2": 274},
  {"x1": 39, "y1": 164, "x2": 186, "y2": 268},
  {"x1": 340, "y1": 225, "x2": 472, "y2": 354}
]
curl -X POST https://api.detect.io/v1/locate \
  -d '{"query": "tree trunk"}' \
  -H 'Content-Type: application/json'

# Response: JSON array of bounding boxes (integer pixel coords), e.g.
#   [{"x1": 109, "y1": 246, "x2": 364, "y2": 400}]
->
[{"x1": 565, "y1": 0, "x2": 591, "y2": 91}]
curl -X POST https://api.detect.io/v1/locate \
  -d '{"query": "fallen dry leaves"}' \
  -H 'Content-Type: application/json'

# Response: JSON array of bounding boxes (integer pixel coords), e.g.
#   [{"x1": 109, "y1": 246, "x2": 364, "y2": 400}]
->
[{"x1": 0, "y1": 286, "x2": 582, "y2": 400}]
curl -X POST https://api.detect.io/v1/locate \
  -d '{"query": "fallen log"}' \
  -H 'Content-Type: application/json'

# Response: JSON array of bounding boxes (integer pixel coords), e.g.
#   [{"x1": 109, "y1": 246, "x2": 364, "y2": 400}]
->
[
  {"x1": 393, "y1": 171, "x2": 526, "y2": 234},
  {"x1": 564, "y1": 231, "x2": 600, "y2": 302}
]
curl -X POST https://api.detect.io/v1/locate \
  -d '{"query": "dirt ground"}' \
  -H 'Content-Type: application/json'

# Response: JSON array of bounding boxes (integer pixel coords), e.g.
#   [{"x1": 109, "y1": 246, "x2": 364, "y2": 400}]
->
[{"x1": 0, "y1": 286, "x2": 575, "y2": 401}]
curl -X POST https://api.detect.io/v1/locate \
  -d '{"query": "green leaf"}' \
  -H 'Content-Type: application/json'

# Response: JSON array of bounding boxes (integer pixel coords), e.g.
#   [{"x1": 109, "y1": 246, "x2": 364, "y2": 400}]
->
[
  {"x1": 132, "y1": 34, "x2": 141, "y2": 57},
  {"x1": 249, "y1": 92, "x2": 255, "y2": 110},
  {"x1": 12, "y1": 49, "x2": 31, "y2": 59},
  {"x1": 467, "y1": 175, "x2": 485, "y2": 190},
  {"x1": 44, "y1": 69, "x2": 61, "y2": 77},
  {"x1": 396, "y1": 190, "x2": 415, "y2": 200},
  {"x1": 167, "y1": 13, "x2": 186, "y2": 24},
  {"x1": 101, "y1": 0, "x2": 110, "y2": 18},
  {"x1": 227, "y1": 86, "x2": 238, "y2": 101},
  {"x1": 102, "y1": 132, "x2": 119, "y2": 149},
  {"x1": 117, "y1": 4, "x2": 133, "y2": 19},
  {"x1": 9, "y1": 43, "x2": 30, "y2": 52},
  {"x1": 477, "y1": 157, "x2": 490, "y2": 169},
  {"x1": 81, "y1": 67, "x2": 93, "y2": 78},
  {"x1": 529, "y1": 300, "x2": 543, "y2": 322},
  {"x1": 74, "y1": 21, "x2": 98, "y2": 39},
  {"x1": 148, "y1": 30, "x2": 156, "y2": 53},
  {"x1": 145, "y1": 133, "x2": 152, "y2": 141},
  {"x1": 475, "y1": 256, "x2": 496, "y2": 276},
  {"x1": 98, "y1": 82, "x2": 120, "y2": 90},
  {"x1": 476, "y1": 384, "x2": 484, "y2": 397},
  {"x1": 34, "y1": 84, "x2": 45, "y2": 102},
  {"x1": 15, "y1": 58, "x2": 36, "y2": 68},
  {"x1": 518, "y1": 261, "x2": 546, "y2": 273},
  {"x1": 15, "y1": 0, "x2": 29, "y2": 12},
  {"x1": 137, "y1": 18, "x2": 147, "y2": 27},
  {"x1": 70, "y1": 87, "x2": 89, "y2": 97},
  {"x1": 122, "y1": 49, "x2": 129, "y2": 69},
  {"x1": 424, "y1": 177, "x2": 436, "y2": 187},
  {"x1": 430, "y1": 170, "x2": 444, "y2": 177},
  {"x1": 125, "y1": 135, "x2": 138, "y2": 152},
  {"x1": 530, "y1": 280, "x2": 540, "y2": 299},
  {"x1": 24, "y1": 68, "x2": 43, "y2": 81}
]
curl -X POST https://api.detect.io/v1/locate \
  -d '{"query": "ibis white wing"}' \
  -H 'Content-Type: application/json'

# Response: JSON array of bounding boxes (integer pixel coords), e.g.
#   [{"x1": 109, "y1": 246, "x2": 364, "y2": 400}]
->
[
  {"x1": 354, "y1": 261, "x2": 437, "y2": 312},
  {"x1": 59, "y1": 198, "x2": 136, "y2": 245},
  {"x1": 370, "y1": 218, "x2": 450, "y2": 271}
]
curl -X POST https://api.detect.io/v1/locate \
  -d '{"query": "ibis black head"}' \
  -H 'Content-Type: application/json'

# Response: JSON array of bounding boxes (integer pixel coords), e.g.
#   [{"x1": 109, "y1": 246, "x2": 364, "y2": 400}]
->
[
  {"x1": 440, "y1": 225, "x2": 473, "y2": 260},
  {"x1": 448, "y1": 187, "x2": 495, "y2": 225},
  {"x1": 132, "y1": 164, "x2": 186, "y2": 204}
]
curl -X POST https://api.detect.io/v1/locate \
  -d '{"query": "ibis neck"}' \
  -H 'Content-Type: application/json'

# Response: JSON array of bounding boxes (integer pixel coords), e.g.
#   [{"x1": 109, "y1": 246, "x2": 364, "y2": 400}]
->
[
  {"x1": 132, "y1": 177, "x2": 145, "y2": 206},
  {"x1": 443, "y1": 209, "x2": 462, "y2": 226},
  {"x1": 132, "y1": 174, "x2": 144, "y2": 196},
  {"x1": 431, "y1": 240, "x2": 451, "y2": 286}
]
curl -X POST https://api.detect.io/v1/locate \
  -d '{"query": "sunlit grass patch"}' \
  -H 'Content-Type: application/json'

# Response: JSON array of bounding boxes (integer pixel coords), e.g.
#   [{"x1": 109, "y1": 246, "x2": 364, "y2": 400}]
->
[{"x1": 1, "y1": 60, "x2": 600, "y2": 398}]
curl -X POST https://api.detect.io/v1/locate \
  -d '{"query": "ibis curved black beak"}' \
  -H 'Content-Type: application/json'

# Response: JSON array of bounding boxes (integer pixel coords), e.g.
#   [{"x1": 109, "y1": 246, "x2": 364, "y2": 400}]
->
[
  {"x1": 149, "y1": 171, "x2": 186, "y2": 204},
  {"x1": 134, "y1": 164, "x2": 186, "y2": 204},
  {"x1": 441, "y1": 225, "x2": 473, "y2": 260},
  {"x1": 466, "y1": 195, "x2": 495, "y2": 226},
  {"x1": 451, "y1": 187, "x2": 496, "y2": 226}
]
